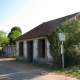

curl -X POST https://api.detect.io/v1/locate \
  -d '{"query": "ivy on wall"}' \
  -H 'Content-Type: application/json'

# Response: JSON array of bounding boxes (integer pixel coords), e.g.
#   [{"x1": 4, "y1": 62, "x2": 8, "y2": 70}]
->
[
  {"x1": 47, "y1": 20, "x2": 80, "y2": 68},
  {"x1": 47, "y1": 27, "x2": 61, "y2": 68}
]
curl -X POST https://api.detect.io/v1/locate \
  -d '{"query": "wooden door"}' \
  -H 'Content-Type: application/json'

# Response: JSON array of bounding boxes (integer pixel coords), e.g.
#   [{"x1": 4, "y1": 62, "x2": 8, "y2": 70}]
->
[{"x1": 27, "y1": 41, "x2": 33, "y2": 63}]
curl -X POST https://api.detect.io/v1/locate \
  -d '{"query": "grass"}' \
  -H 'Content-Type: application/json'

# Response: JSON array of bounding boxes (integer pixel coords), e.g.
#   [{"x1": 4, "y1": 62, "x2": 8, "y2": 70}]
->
[
  {"x1": 34, "y1": 64, "x2": 53, "y2": 70},
  {"x1": 55, "y1": 65, "x2": 80, "y2": 78},
  {"x1": 15, "y1": 58, "x2": 80, "y2": 78},
  {"x1": 34, "y1": 64, "x2": 80, "y2": 78}
]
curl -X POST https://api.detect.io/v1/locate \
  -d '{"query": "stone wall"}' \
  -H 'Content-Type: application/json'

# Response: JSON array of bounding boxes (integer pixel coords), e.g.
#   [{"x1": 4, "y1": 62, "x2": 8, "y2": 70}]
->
[{"x1": 16, "y1": 36, "x2": 52, "y2": 65}]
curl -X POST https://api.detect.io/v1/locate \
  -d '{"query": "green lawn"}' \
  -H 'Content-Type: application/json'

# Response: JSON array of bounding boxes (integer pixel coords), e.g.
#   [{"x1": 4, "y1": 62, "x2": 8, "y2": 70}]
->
[
  {"x1": 34, "y1": 64, "x2": 80, "y2": 78},
  {"x1": 55, "y1": 65, "x2": 80, "y2": 78}
]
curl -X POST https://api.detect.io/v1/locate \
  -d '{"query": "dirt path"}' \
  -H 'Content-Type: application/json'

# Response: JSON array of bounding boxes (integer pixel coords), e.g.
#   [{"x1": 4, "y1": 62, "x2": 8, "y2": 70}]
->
[{"x1": 0, "y1": 58, "x2": 79, "y2": 80}]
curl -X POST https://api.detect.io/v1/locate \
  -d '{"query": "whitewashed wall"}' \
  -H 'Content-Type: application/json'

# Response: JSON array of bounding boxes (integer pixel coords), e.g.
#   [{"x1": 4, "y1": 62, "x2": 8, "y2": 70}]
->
[
  {"x1": 23, "y1": 41, "x2": 27, "y2": 59},
  {"x1": 33, "y1": 40, "x2": 38, "y2": 60},
  {"x1": 16, "y1": 36, "x2": 52, "y2": 62},
  {"x1": 16, "y1": 42, "x2": 19, "y2": 58}
]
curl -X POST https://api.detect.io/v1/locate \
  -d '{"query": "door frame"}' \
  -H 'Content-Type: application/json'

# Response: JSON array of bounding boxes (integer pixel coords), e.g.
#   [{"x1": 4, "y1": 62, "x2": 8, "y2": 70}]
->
[{"x1": 19, "y1": 41, "x2": 24, "y2": 57}]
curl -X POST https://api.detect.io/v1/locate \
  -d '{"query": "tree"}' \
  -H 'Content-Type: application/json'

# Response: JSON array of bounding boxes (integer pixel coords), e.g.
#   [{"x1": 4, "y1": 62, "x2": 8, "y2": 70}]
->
[
  {"x1": 8, "y1": 26, "x2": 22, "y2": 45},
  {"x1": 0, "y1": 36, "x2": 3, "y2": 46},
  {"x1": 47, "y1": 19, "x2": 80, "y2": 68},
  {"x1": 11, "y1": 26, "x2": 22, "y2": 32},
  {"x1": 0, "y1": 30, "x2": 9, "y2": 46},
  {"x1": 60, "y1": 20, "x2": 80, "y2": 67}
]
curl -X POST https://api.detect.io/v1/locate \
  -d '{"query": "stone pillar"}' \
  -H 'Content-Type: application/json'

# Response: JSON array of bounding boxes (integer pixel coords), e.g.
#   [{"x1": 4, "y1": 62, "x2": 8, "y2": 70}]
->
[
  {"x1": 23, "y1": 41, "x2": 27, "y2": 60},
  {"x1": 16, "y1": 42, "x2": 19, "y2": 58},
  {"x1": 45, "y1": 39, "x2": 48, "y2": 60},
  {"x1": 33, "y1": 40, "x2": 38, "y2": 62}
]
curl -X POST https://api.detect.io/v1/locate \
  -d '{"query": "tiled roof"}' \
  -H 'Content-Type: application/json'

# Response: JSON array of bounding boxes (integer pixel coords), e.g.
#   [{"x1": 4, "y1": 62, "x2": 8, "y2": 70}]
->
[{"x1": 16, "y1": 12, "x2": 80, "y2": 41}]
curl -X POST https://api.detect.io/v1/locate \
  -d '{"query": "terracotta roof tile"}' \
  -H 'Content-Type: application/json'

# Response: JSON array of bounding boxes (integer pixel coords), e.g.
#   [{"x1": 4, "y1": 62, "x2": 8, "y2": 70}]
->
[{"x1": 16, "y1": 12, "x2": 80, "y2": 41}]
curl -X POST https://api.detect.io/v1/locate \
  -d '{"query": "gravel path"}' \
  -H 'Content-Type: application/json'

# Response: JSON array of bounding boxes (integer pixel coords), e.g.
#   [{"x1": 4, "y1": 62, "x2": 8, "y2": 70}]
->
[{"x1": 0, "y1": 58, "x2": 79, "y2": 80}]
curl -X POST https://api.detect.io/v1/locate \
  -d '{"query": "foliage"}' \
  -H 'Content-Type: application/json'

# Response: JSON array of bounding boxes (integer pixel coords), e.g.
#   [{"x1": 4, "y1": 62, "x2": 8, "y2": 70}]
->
[
  {"x1": 8, "y1": 26, "x2": 22, "y2": 45},
  {"x1": 0, "y1": 36, "x2": 3, "y2": 46},
  {"x1": 34, "y1": 63, "x2": 80, "y2": 78},
  {"x1": 60, "y1": 20, "x2": 80, "y2": 67},
  {"x1": 47, "y1": 28, "x2": 62, "y2": 68},
  {"x1": 0, "y1": 30, "x2": 9, "y2": 46},
  {"x1": 47, "y1": 20, "x2": 80, "y2": 68},
  {"x1": 11, "y1": 26, "x2": 22, "y2": 32},
  {"x1": 55, "y1": 65, "x2": 80, "y2": 78},
  {"x1": 0, "y1": 47, "x2": 2, "y2": 55}
]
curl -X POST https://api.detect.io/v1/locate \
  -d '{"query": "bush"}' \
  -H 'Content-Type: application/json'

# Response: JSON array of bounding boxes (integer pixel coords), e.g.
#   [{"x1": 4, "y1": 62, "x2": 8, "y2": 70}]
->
[
  {"x1": 64, "y1": 47, "x2": 80, "y2": 67},
  {"x1": 0, "y1": 47, "x2": 2, "y2": 56},
  {"x1": 0, "y1": 50, "x2": 1, "y2": 56},
  {"x1": 73, "y1": 49, "x2": 80, "y2": 65},
  {"x1": 47, "y1": 20, "x2": 80, "y2": 68}
]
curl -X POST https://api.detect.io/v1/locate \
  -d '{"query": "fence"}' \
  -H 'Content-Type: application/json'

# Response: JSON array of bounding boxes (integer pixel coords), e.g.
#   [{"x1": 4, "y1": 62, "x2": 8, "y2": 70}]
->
[{"x1": 2, "y1": 45, "x2": 16, "y2": 57}]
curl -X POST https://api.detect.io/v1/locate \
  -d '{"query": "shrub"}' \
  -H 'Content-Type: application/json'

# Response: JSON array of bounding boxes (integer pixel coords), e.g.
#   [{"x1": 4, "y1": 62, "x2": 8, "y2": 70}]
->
[{"x1": 47, "y1": 20, "x2": 80, "y2": 68}]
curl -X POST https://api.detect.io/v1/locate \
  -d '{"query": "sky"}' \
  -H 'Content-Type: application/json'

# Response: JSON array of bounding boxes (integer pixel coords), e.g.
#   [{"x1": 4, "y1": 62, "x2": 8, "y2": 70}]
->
[{"x1": 0, "y1": 0, "x2": 80, "y2": 34}]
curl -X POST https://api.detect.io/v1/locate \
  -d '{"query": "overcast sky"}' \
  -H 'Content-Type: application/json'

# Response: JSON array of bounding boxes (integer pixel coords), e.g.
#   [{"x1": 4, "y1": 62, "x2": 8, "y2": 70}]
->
[{"x1": 0, "y1": 0, "x2": 80, "y2": 34}]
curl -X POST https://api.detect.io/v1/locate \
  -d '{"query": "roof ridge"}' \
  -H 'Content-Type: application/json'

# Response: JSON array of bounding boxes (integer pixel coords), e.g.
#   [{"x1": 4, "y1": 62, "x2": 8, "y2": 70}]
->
[
  {"x1": 16, "y1": 12, "x2": 80, "y2": 41},
  {"x1": 44, "y1": 12, "x2": 80, "y2": 23}
]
